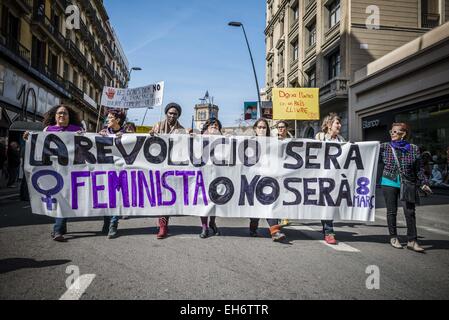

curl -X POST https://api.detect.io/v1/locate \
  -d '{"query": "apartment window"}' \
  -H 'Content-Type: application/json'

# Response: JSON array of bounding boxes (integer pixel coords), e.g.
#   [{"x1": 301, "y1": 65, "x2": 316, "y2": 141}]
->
[
  {"x1": 63, "y1": 61, "x2": 69, "y2": 80},
  {"x1": 327, "y1": 49, "x2": 340, "y2": 80},
  {"x1": 278, "y1": 50, "x2": 284, "y2": 72},
  {"x1": 268, "y1": 61, "x2": 273, "y2": 84},
  {"x1": 307, "y1": 22, "x2": 316, "y2": 47},
  {"x1": 51, "y1": 11, "x2": 60, "y2": 32},
  {"x1": 73, "y1": 71, "x2": 79, "y2": 86},
  {"x1": 306, "y1": 67, "x2": 316, "y2": 87},
  {"x1": 83, "y1": 79, "x2": 87, "y2": 93},
  {"x1": 48, "y1": 52, "x2": 58, "y2": 75},
  {"x1": 280, "y1": 18, "x2": 284, "y2": 36},
  {"x1": 291, "y1": 38, "x2": 299, "y2": 62},
  {"x1": 290, "y1": 80, "x2": 300, "y2": 88},
  {"x1": 31, "y1": 35, "x2": 46, "y2": 70},
  {"x1": 421, "y1": 0, "x2": 440, "y2": 28},
  {"x1": 327, "y1": 0, "x2": 341, "y2": 28},
  {"x1": 292, "y1": 1, "x2": 299, "y2": 22}
]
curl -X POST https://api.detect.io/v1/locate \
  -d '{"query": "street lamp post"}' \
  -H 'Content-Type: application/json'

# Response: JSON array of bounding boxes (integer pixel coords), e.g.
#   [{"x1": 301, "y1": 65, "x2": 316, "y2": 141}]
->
[
  {"x1": 228, "y1": 21, "x2": 262, "y2": 119},
  {"x1": 127, "y1": 67, "x2": 142, "y2": 88}
]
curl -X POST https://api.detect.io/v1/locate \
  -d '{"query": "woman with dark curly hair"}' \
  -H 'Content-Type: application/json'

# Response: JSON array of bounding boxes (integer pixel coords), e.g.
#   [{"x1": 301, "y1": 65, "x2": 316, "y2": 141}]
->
[
  {"x1": 43, "y1": 104, "x2": 83, "y2": 130},
  {"x1": 24, "y1": 104, "x2": 84, "y2": 242}
]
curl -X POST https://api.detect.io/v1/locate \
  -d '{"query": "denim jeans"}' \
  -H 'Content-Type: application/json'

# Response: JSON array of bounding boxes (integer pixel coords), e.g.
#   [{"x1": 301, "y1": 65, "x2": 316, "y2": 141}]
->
[
  {"x1": 53, "y1": 218, "x2": 67, "y2": 234},
  {"x1": 322, "y1": 220, "x2": 334, "y2": 235},
  {"x1": 104, "y1": 216, "x2": 120, "y2": 227}
]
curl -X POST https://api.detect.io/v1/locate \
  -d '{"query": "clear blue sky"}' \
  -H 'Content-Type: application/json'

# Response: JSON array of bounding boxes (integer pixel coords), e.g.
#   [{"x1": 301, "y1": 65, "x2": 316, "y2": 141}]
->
[{"x1": 104, "y1": 0, "x2": 266, "y2": 127}]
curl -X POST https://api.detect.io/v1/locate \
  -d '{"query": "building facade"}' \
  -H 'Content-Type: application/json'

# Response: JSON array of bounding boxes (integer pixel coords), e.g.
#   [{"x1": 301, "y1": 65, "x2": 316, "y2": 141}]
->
[
  {"x1": 264, "y1": 0, "x2": 449, "y2": 138},
  {"x1": 349, "y1": 21, "x2": 449, "y2": 169},
  {"x1": 194, "y1": 103, "x2": 219, "y2": 131},
  {"x1": 0, "y1": 0, "x2": 129, "y2": 142}
]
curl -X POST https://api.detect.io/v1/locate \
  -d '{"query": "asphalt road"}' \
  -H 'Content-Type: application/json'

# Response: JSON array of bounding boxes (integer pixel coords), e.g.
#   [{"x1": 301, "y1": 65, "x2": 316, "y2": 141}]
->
[{"x1": 1, "y1": 190, "x2": 449, "y2": 300}]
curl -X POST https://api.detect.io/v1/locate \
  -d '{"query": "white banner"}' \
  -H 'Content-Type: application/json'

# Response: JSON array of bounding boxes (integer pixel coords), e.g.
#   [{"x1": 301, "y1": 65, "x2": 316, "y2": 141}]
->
[
  {"x1": 100, "y1": 82, "x2": 164, "y2": 109},
  {"x1": 25, "y1": 133, "x2": 380, "y2": 221}
]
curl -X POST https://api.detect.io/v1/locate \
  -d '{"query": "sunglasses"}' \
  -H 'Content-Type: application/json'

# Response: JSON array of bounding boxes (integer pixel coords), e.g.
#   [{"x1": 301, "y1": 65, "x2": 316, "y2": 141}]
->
[{"x1": 389, "y1": 130, "x2": 404, "y2": 135}]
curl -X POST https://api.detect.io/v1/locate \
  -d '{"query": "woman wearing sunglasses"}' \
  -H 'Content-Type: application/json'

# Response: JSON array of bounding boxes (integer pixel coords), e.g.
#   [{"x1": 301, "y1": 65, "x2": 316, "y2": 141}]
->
[
  {"x1": 380, "y1": 123, "x2": 432, "y2": 252},
  {"x1": 248, "y1": 118, "x2": 287, "y2": 242}
]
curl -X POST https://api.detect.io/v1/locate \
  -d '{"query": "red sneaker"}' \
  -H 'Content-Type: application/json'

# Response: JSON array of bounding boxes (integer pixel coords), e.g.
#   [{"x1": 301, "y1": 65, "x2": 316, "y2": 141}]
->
[{"x1": 324, "y1": 234, "x2": 337, "y2": 245}]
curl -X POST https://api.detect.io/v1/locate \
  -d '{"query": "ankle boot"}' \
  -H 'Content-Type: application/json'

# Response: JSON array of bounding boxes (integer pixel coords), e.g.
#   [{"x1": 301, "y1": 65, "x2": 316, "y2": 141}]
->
[
  {"x1": 157, "y1": 217, "x2": 169, "y2": 239},
  {"x1": 407, "y1": 240, "x2": 425, "y2": 253},
  {"x1": 249, "y1": 220, "x2": 259, "y2": 237}
]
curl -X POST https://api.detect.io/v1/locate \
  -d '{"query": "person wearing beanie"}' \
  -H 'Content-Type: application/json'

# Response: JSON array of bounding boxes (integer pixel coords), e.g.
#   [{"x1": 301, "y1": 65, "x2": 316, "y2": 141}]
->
[
  {"x1": 150, "y1": 103, "x2": 184, "y2": 135},
  {"x1": 150, "y1": 103, "x2": 185, "y2": 239}
]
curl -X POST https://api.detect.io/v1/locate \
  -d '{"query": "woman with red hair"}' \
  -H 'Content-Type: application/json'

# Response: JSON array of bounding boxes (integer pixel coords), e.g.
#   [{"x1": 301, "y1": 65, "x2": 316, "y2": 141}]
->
[{"x1": 379, "y1": 123, "x2": 432, "y2": 252}]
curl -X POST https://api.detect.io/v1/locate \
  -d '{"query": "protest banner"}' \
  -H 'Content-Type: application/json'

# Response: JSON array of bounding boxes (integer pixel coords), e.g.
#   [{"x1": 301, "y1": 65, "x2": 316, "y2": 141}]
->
[
  {"x1": 25, "y1": 133, "x2": 379, "y2": 221},
  {"x1": 100, "y1": 82, "x2": 164, "y2": 109},
  {"x1": 272, "y1": 88, "x2": 320, "y2": 120}
]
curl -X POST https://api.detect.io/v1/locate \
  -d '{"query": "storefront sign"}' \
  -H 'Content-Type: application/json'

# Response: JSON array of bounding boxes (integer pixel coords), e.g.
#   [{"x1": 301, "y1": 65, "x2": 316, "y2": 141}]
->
[
  {"x1": 362, "y1": 119, "x2": 380, "y2": 129},
  {"x1": 0, "y1": 65, "x2": 60, "y2": 117}
]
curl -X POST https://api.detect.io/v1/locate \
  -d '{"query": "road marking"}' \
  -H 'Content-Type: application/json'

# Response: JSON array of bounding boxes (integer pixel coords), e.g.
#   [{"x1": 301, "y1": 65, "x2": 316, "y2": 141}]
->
[
  {"x1": 59, "y1": 274, "x2": 96, "y2": 300},
  {"x1": 419, "y1": 226, "x2": 449, "y2": 236},
  {"x1": 376, "y1": 215, "x2": 449, "y2": 236},
  {"x1": 286, "y1": 225, "x2": 360, "y2": 252},
  {"x1": 0, "y1": 193, "x2": 19, "y2": 201}
]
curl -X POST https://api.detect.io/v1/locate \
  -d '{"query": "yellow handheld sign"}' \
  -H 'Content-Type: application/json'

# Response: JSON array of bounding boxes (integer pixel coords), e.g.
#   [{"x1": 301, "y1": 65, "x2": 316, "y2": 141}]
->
[{"x1": 272, "y1": 88, "x2": 320, "y2": 120}]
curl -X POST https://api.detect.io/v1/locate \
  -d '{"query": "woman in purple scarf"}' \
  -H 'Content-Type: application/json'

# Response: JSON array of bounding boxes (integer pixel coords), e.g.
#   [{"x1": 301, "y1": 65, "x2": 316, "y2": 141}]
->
[
  {"x1": 380, "y1": 123, "x2": 432, "y2": 252},
  {"x1": 24, "y1": 104, "x2": 84, "y2": 241}
]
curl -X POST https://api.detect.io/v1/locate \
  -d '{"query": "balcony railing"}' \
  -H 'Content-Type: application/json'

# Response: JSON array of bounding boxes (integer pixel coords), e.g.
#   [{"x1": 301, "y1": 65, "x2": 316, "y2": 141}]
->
[
  {"x1": 67, "y1": 81, "x2": 83, "y2": 100},
  {"x1": 92, "y1": 42, "x2": 105, "y2": 62},
  {"x1": 66, "y1": 39, "x2": 88, "y2": 71},
  {"x1": 103, "y1": 63, "x2": 114, "y2": 78},
  {"x1": 15, "y1": 0, "x2": 33, "y2": 14},
  {"x1": 2, "y1": 36, "x2": 31, "y2": 64},
  {"x1": 32, "y1": 12, "x2": 66, "y2": 49},
  {"x1": 55, "y1": 0, "x2": 67, "y2": 10},
  {"x1": 79, "y1": 20, "x2": 94, "y2": 47},
  {"x1": 93, "y1": 70, "x2": 105, "y2": 88},
  {"x1": 320, "y1": 77, "x2": 349, "y2": 103},
  {"x1": 421, "y1": 13, "x2": 440, "y2": 29},
  {"x1": 32, "y1": 63, "x2": 66, "y2": 89}
]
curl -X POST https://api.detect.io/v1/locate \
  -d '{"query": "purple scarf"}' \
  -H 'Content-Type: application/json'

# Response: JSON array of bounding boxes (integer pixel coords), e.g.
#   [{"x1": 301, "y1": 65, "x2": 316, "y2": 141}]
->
[
  {"x1": 46, "y1": 124, "x2": 82, "y2": 132},
  {"x1": 390, "y1": 140, "x2": 411, "y2": 154}
]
